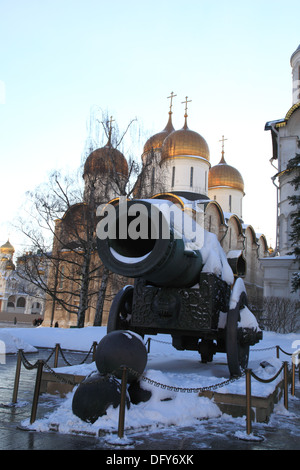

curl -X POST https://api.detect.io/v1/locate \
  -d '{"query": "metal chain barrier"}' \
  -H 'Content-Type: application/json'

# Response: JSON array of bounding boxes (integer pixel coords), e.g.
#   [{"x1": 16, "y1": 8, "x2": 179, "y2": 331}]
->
[
  {"x1": 42, "y1": 361, "x2": 78, "y2": 386},
  {"x1": 56, "y1": 342, "x2": 97, "y2": 367},
  {"x1": 8, "y1": 339, "x2": 300, "y2": 434},
  {"x1": 250, "y1": 363, "x2": 285, "y2": 384},
  {"x1": 126, "y1": 365, "x2": 245, "y2": 393}
]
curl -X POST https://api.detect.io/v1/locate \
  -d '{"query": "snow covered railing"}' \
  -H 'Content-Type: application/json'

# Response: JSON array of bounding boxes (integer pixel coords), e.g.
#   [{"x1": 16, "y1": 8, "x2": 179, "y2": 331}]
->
[
  {"x1": 7, "y1": 343, "x2": 300, "y2": 436},
  {"x1": 244, "y1": 363, "x2": 288, "y2": 437},
  {"x1": 9, "y1": 342, "x2": 98, "y2": 424},
  {"x1": 118, "y1": 358, "x2": 299, "y2": 440}
]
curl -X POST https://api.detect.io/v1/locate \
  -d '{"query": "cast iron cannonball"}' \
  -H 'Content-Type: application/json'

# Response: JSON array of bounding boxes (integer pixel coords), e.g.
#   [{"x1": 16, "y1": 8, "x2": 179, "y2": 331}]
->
[
  {"x1": 95, "y1": 330, "x2": 147, "y2": 383},
  {"x1": 72, "y1": 372, "x2": 130, "y2": 424},
  {"x1": 128, "y1": 379, "x2": 152, "y2": 405}
]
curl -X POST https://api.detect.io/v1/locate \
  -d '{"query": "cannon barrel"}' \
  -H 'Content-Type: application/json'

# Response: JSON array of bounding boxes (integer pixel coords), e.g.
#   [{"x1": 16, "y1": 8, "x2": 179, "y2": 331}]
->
[{"x1": 96, "y1": 199, "x2": 203, "y2": 288}]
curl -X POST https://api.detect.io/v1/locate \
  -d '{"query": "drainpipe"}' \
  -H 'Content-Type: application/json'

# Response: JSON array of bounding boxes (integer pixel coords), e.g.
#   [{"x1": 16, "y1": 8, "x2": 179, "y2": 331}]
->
[
  {"x1": 271, "y1": 175, "x2": 280, "y2": 255},
  {"x1": 268, "y1": 123, "x2": 280, "y2": 255}
]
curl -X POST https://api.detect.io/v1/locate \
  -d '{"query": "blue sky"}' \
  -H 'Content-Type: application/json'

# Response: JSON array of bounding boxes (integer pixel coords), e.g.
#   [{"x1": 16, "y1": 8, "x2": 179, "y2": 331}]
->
[{"x1": 0, "y1": 0, "x2": 299, "y2": 253}]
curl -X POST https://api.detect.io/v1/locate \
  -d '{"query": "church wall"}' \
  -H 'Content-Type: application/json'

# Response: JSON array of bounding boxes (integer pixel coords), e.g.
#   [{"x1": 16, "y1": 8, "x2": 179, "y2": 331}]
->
[
  {"x1": 276, "y1": 111, "x2": 300, "y2": 255},
  {"x1": 162, "y1": 157, "x2": 209, "y2": 195},
  {"x1": 221, "y1": 216, "x2": 243, "y2": 253},
  {"x1": 208, "y1": 187, "x2": 243, "y2": 218},
  {"x1": 243, "y1": 228, "x2": 265, "y2": 309},
  {"x1": 204, "y1": 202, "x2": 223, "y2": 239}
]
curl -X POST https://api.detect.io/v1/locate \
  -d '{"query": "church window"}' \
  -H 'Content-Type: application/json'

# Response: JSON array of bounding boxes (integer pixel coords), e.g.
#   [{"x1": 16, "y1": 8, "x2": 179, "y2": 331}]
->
[
  {"x1": 171, "y1": 166, "x2": 175, "y2": 187},
  {"x1": 190, "y1": 167, "x2": 194, "y2": 187},
  {"x1": 229, "y1": 228, "x2": 232, "y2": 249},
  {"x1": 229, "y1": 195, "x2": 232, "y2": 212},
  {"x1": 205, "y1": 171, "x2": 207, "y2": 191}
]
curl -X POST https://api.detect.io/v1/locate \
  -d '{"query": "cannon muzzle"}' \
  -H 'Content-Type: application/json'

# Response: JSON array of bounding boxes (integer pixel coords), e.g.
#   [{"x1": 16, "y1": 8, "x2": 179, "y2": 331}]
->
[{"x1": 96, "y1": 199, "x2": 203, "y2": 287}]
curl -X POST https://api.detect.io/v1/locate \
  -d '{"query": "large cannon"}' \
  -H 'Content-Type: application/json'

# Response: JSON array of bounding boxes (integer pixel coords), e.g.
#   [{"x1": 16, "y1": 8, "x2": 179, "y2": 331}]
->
[{"x1": 96, "y1": 198, "x2": 262, "y2": 377}]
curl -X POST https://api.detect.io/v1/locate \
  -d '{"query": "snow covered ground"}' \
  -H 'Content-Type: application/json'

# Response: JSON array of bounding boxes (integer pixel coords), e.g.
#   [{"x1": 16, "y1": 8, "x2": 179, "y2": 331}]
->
[{"x1": 0, "y1": 325, "x2": 299, "y2": 441}]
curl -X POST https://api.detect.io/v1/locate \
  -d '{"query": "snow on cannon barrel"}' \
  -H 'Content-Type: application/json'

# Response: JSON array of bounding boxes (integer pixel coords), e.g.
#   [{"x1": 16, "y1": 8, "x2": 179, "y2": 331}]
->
[{"x1": 96, "y1": 197, "x2": 262, "y2": 377}]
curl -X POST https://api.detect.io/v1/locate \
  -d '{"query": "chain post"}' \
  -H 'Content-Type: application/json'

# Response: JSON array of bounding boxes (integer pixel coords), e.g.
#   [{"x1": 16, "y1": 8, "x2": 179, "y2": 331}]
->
[
  {"x1": 245, "y1": 369, "x2": 252, "y2": 435},
  {"x1": 54, "y1": 343, "x2": 60, "y2": 368},
  {"x1": 283, "y1": 361, "x2": 288, "y2": 410},
  {"x1": 12, "y1": 349, "x2": 23, "y2": 404},
  {"x1": 147, "y1": 338, "x2": 151, "y2": 354},
  {"x1": 118, "y1": 367, "x2": 128, "y2": 439},
  {"x1": 30, "y1": 360, "x2": 44, "y2": 424},
  {"x1": 292, "y1": 361, "x2": 296, "y2": 396},
  {"x1": 276, "y1": 345, "x2": 280, "y2": 359}
]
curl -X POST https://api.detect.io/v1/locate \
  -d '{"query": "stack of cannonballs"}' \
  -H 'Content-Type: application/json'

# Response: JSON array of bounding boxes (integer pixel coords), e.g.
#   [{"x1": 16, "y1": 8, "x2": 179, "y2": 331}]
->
[{"x1": 72, "y1": 330, "x2": 151, "y2": 424}]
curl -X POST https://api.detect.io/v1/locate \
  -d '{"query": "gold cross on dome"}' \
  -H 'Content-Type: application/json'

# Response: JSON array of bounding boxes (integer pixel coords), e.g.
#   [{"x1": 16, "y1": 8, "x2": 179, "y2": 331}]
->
[
  {"x1": 219, "y1": 135, "x2": 228, "y2": 161},
  {"x1": 167, "y1": 92, "x2": 177, "y2": 113},
  {"x1": 108, "y1": 116, "x2": 115, "y2": 133},
  {"x1": 181, "y1": 96, "x2": 192, "y2": 117},
  {"x1": 219, "y1": 135, "x2": 228, "y2": 152}
]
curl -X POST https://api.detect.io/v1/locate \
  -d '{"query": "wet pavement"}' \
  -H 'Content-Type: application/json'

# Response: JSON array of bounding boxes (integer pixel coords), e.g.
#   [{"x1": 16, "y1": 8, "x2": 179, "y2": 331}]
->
[{"x1": 0, "y1": 348, "x2": 300, "y2": 451}]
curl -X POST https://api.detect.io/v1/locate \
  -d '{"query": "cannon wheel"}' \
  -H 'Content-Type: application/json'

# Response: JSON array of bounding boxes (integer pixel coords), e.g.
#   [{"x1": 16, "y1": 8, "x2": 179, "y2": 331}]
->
[
  {"x1": 226, "y1": 291, "x2": 250, "y2": 377},
  {"x1": 107, "y1": 285, "x2": 134, "y2": 334}
]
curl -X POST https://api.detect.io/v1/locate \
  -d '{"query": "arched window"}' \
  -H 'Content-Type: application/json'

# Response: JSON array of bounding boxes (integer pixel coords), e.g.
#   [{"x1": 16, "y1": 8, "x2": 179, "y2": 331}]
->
[
  {"x1": 7, "y1": 295, "x2": 15, "y2": 308},
  {"x1": 17, "y1": 297, "x2": 26, "y2": 308}
]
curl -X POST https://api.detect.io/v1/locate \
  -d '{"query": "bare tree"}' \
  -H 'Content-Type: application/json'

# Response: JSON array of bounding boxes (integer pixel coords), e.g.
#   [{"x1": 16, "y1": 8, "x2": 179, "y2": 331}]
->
[
  {"x1": 262, "y1": 296, "x2": 300, "y2": 333},
  {"x1": 15, "y1": 111, "x2": 162, "y2": 327}
]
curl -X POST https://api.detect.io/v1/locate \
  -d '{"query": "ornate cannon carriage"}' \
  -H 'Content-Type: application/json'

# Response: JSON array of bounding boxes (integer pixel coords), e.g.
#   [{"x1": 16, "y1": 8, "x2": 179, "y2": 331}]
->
[{"x1": 96, "y1": 198, "x2": 262, "y2": 377}]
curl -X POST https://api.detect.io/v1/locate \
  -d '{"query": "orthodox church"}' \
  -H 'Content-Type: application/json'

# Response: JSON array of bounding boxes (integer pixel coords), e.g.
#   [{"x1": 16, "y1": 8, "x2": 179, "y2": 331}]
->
[
  {"x1": 260, "y1": 44, "x2": 300, "y2": 299},
  {"x1": 0, "y1": 240, "x2": 46, "y2": 321},
  {"x1": 43, "y1": 94, "x2": 269, "y2": 328},
  {"x1": 135, "y1": 94, "x2": 268, "y2": 308}
]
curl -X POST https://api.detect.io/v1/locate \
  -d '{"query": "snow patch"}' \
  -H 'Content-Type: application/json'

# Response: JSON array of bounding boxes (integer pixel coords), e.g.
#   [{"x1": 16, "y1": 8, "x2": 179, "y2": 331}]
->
[
  {"x1": 200, "y1": 231, "x2": 234, "y2": 285},
  {"x1": 0, "y1": 330, "x2": 37, "y2": 354}
]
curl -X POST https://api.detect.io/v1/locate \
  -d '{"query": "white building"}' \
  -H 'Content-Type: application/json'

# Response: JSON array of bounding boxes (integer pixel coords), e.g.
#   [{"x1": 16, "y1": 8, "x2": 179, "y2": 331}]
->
[
  {"x1": 261, "y1": 44, "x2": 300, "y2": 299},
  {"x1": 0, "y1": 240, "x2": 47, "y2": 322}
]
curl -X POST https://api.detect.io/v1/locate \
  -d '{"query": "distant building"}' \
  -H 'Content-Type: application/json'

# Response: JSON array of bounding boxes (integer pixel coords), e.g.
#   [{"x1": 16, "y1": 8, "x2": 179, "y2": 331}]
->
[
  {"x1": 0, "y1": 240, "x2": 47, "y2": 323},
  {"x1": 261, "y1": 44, "x2": 300, "y2": 299}
]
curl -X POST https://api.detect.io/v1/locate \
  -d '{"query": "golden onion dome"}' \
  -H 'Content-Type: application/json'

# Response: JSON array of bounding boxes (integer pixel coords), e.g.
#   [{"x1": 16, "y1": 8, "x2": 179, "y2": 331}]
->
[
  {"x1": 0, "y1": 240, "x2": 15, "y2": 255},
  {"x1": 208, "y1": 154, "x2": 244, "y2": 194},
  {"x1": 84, "y1": 141, "x2": 128, "y2": 178},
  {"x1": 161, "y1": 117, "x2": 210, "y2": 162},
  {"x1": 143, "y1": 112, "x2": 175, "y2": 154}
]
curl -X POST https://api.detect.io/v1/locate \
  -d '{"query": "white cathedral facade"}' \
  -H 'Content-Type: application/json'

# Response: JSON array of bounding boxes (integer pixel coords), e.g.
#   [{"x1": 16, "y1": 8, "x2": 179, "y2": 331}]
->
[{"x1": 261, "y1": 44, "x2": 300, "y2": 300}]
